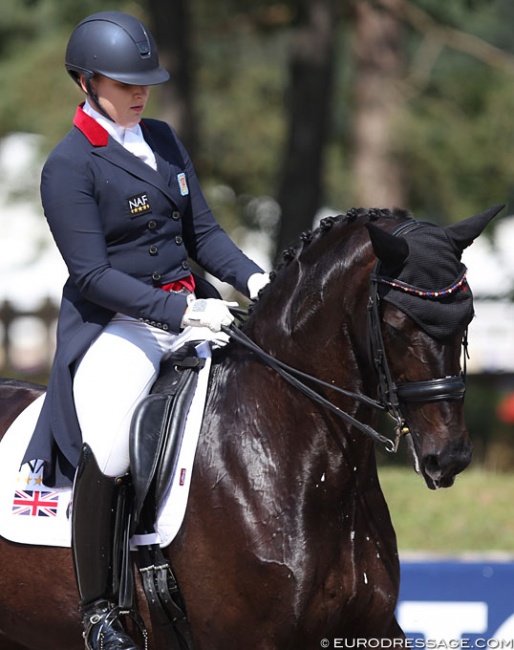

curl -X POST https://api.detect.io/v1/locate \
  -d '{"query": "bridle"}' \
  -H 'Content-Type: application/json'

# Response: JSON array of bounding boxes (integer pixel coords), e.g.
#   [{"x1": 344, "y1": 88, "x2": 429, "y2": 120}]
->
[
  {"x1": 367, "y1": 219, "x2": 467, "y2": 450},
  {"x1": 225, "y1": 220, "x2": 468, "y2": 453}
]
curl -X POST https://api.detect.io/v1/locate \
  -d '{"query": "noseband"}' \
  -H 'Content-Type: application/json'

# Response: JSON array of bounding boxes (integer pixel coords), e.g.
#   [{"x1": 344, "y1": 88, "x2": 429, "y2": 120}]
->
[{"x1": 368, "y1": 220, "x2": 467, "y2": 449}]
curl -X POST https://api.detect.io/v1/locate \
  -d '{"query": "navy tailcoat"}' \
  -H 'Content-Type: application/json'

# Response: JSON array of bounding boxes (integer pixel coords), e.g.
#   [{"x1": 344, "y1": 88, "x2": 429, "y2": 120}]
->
[{"x1": 22, "y1": 106, "x2": 262, "y2": 486}]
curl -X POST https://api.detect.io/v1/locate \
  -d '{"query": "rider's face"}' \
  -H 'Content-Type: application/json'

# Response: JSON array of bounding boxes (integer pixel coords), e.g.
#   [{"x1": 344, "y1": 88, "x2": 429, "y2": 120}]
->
[{"x1": 83, "y1": 75, "x2": 151, "y2": 128}]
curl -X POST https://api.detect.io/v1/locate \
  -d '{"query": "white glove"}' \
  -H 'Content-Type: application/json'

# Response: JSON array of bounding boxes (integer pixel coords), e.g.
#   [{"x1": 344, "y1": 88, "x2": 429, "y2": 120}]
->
[
  {"x1": 181, "y1": 298, "x2": 237, "y2": 332},
  {"x1": 247, "y1": 272, "x2": 270, "y2": 300}
]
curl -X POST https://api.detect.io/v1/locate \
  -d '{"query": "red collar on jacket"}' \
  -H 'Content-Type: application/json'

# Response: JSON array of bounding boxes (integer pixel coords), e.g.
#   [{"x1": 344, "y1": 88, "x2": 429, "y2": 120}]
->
[{"x1": 73, "y1": 104, "x2": 109, "y2": 146}]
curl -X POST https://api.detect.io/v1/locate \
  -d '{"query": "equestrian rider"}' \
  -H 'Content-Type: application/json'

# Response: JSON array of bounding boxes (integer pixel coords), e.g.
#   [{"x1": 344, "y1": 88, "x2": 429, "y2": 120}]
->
[{"x1": 22, "y1": 11, "x2": 269, "y2": 650}]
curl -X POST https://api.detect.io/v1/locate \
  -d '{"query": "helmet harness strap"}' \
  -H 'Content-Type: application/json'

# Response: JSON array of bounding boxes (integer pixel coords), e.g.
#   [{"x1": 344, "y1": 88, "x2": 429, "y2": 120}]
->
[{"x1": 84, "y1": 73, "x2": 115, "y2": 123}]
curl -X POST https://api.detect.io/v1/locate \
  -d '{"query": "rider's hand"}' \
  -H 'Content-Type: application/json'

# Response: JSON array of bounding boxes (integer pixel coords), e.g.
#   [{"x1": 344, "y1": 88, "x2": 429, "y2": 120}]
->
[
  {"x1": 247, "y1": 272, "x2": 270, "y2": 300},
  {"x1": 181, "y1": 298, "x2": 237, "y2": 332}
]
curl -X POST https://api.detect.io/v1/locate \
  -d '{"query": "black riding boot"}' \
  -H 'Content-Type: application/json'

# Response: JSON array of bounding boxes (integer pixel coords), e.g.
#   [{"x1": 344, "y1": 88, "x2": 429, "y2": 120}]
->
[{"x1": 72, "y1": 444, "x2": 143, "y2": 650}]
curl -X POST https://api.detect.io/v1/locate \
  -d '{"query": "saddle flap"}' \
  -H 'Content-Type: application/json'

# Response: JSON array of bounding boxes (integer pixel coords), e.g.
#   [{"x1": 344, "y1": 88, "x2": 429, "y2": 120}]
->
[
  {"x1": 129, "y1": 393, "x2": 175, "y2": 523},
  {"x1": 129, "y1": 349, "x2": 204, "y2": 529},
  {"x1": 153, "y1": 369, "x2": 198, "y2": 508}
]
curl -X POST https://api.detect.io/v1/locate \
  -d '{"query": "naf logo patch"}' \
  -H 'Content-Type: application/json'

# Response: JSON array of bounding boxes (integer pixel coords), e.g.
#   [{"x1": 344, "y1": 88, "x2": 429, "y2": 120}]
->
[{"x1": 128, "y1": 192, "x2": 151, "y2": 216}]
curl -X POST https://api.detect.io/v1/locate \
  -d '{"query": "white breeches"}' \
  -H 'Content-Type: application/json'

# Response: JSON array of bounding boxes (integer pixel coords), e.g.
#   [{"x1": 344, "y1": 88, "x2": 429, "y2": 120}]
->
[{"x1": 73, "y1": 313, "x2": 219, "y2": 477}]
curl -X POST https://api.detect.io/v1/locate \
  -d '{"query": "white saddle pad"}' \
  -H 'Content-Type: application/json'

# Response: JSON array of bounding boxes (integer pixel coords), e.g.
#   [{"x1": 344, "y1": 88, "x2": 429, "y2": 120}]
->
[{"x1": 0, "y1": 340, "x2": 212, "y2": 549}]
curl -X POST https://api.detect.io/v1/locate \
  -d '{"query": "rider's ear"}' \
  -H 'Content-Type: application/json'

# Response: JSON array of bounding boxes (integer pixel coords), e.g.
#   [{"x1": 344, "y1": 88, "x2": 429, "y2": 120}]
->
[
  {"x1": 366, "y1": 222, "x2": 409, "y2": 271},
  {"x1": 445, "y1": 204, "x2": 505, "y2": 254}
]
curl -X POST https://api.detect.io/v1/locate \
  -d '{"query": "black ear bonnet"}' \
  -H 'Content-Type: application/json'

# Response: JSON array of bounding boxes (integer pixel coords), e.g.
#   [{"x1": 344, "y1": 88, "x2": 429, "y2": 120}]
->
[{"x1": 367, "y1": 205, "x2": 504, "y2": 340}]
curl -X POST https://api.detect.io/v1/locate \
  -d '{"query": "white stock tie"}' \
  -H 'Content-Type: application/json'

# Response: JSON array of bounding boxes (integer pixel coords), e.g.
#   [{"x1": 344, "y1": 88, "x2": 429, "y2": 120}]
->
[{"x1": 122, "y1": 128, "x2": 157, "y2": 170}]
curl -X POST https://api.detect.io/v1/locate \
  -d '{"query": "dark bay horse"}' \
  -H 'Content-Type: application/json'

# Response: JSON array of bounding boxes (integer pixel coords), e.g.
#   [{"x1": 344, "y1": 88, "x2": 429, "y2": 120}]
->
[{"x1": 0, "y1": 206, "x2": 501, "y2": 649}]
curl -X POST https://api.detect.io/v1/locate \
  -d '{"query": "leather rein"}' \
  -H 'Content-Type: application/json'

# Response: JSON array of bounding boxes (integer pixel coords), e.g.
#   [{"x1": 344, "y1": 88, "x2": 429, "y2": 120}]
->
[{"x1": 226, "y1": 221, "x2": 467, "y2": 454}]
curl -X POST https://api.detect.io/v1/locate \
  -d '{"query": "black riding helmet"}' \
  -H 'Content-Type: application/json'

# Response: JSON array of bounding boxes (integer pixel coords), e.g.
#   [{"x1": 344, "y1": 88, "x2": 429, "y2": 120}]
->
[{"x1": 65, "y1": 11, "x2": 169, "y2": 87}]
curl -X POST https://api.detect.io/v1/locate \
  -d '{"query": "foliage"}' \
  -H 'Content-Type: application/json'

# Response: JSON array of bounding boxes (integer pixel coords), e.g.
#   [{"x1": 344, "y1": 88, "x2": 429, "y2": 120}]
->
[
  {"x1": 394, "y1": 0, "x2": 514, "y2": 223},
  {"x1": 1, "y1": 0, "x2": 514, "y2": 224},
  {"x1": 412, "y1": 0, "x2": 490, "y2": 26},
  {"x1": 195, "y1": 27, "x2": 287, "y2": 198},
  {"x1": 0, "y1": 0, "x2": 128, "y2": 145},
  {"x1": 392, "y1": 70, "x2": 514, "y2": 222}
]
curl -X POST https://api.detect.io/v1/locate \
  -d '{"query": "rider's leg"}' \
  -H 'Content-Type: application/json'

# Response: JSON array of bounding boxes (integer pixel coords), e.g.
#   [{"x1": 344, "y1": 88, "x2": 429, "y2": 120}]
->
[
  {"x1": 71, "y1": 314, "x2": 208, "y2": 648},
  {"x1": 72, "y1": 443, "x2": 140, "y2": 650},
  {"x1": 73, "y1": 313, "x2": 211, "y2": 475},
  {"x1": 73, "y1": 314, "x2": 177, "y2": 476},
  {"x1": 72, "y1": 315, "x2": 178, "y2": 650}
]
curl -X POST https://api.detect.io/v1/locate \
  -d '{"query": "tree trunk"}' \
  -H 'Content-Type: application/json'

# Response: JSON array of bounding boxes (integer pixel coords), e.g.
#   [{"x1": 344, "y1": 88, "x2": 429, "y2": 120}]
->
[
  {"x1": 275, "y1": 0, "x2": 337, "y2": 259},
  {"x1": 145, "y1": 0, "x2": 197, "y2": 158},
  {"x1": 351, "y1": 0, "x2": 406, "y2": 209}
]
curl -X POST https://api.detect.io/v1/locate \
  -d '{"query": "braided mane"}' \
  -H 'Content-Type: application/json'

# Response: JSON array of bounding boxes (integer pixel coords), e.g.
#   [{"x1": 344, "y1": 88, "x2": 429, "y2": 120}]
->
[{"x1": 270, "y1": 207, "x2": 411, "y2": 280}]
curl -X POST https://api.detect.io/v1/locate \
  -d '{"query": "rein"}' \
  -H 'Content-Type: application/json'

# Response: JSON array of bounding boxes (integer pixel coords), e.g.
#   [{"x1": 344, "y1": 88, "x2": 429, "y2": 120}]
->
[
  {"x1": 226, "y1": 220, "x2": 467, "y2": 453},
  {"x1": 224, "y1": 322, "x2": 395, "y2": 452}
]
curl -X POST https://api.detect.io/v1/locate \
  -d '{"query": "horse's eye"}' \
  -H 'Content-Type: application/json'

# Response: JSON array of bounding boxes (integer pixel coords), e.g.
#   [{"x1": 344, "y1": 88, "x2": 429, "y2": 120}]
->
[
  {"x1": 384, "y1": 322, "x2": 410, "y2": 343},
  {"x1": 384, "y1": 322, "x2": 400, "y2": 335}
]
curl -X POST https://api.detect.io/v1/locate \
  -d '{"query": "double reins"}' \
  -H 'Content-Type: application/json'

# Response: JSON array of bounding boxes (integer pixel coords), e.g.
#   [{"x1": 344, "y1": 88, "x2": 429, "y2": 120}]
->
[
  {"x1": 224, "y1": 320, "x2": 395, "y2": 451},
  {"x1": 225, "y1": 220, "x2": 468, "y2": 453}
]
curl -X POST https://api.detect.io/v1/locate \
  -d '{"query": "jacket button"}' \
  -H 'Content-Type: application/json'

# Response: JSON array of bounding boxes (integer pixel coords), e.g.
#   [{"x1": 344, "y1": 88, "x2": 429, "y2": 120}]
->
[
  {"x1": 175, "y1": 236, "x2": 183, "y2": 245},
  {"x1": 149, "y1": 245, "x2": 158, "y2": 256},
  {"x1": 172, "y1": 211, "x2": 180, "y2": 220},
  {"x1": 181, "y1": 260, "x2": 190, "y2": 270},
  {"x1": 148, "y1": 220, "x2": 157, "y2": 230},
  {"x1": 152, "y1": 272, "x2": 162, "y2": 282}
]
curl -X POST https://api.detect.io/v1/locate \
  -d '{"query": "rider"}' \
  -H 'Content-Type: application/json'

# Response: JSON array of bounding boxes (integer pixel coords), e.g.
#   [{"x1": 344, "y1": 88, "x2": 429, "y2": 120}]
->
[{"x1": 22, "y1": 11, "x2": 269, "y2": 650}]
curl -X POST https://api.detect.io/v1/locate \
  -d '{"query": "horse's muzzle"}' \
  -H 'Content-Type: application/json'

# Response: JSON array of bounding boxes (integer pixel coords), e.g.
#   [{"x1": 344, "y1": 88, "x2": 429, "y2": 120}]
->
[
  {"x1": 420, "y1": 442, "x2": 473, "y2": 489},
  {"x1": 404, "y1": 429, "x2": 472, "y2": 489}
]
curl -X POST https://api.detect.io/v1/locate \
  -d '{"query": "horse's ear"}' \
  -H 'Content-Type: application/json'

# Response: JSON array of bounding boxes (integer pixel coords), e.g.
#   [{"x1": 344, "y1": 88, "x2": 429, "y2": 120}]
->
[
  {"x1": 366, "y1": 222, "x2": 409, "y2": 269},
  {"x1": 445, "y1": 204, "x2": 505, "y2": 253}
]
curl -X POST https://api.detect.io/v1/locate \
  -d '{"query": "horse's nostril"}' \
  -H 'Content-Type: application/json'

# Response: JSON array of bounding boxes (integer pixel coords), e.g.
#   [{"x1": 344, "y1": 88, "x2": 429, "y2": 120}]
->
[
  {"x1": 424, "y1": 454, "x2": 441, "y2": 478},
  {"x1": 422, "y1": 443, "x2": 473, "y2": 489}
]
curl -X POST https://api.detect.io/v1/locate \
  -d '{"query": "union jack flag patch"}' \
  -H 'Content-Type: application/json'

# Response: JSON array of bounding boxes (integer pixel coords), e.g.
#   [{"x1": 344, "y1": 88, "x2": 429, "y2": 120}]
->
[{"x1": 12, "y1": 489, "x2": 60, "y2": 517}]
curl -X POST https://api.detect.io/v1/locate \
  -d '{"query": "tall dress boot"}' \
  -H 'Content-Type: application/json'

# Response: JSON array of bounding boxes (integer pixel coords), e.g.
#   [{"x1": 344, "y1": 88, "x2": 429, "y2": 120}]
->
[{"x1": 72, "y1": 443, "x2": 143, "y2": 650}]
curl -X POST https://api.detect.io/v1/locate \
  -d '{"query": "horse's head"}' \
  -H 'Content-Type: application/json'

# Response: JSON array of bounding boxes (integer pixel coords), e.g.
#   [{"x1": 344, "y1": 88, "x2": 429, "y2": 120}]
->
[
  {"x1": 367, "y1": 205, "x2": 503, "y2": 489},
  {"x1": 246, "y1": 204, "x2": 502, "y2": 490}
]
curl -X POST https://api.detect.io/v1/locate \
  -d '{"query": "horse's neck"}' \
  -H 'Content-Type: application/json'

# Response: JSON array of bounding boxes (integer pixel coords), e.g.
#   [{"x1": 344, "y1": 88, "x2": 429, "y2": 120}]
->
[
  {"x1": 223, "y1": 222, "x2": 384, "y2": 486},
  {"x1": 209, "y1": 330, "x2": 378, "y2": 495},
  {"x1": 245, "y1": 255, "x2": 374, "y2": 393}
]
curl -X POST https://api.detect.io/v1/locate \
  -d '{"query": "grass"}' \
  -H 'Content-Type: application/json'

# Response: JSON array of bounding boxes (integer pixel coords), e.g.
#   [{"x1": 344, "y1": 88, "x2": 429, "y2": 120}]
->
[{"x1": 377, "y1": 466, "x2": 514, "y2": 555}]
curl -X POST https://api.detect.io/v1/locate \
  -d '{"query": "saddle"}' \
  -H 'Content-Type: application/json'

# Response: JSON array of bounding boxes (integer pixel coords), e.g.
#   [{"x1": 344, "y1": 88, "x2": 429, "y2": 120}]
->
[{"x1": 124, "y1": 342, "x2": 207, "y2": 650}]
